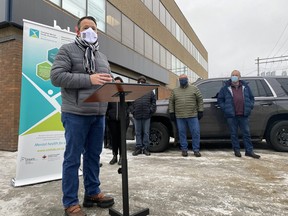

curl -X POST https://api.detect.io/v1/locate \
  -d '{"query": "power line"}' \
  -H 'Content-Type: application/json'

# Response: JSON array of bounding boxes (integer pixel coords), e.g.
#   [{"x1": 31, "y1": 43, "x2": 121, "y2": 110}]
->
[
  {"x1": 267, "y1": 21, "x2": 288, "y2": 58},
  {"x1": 255, "y1": 55, "x2": 288, "y2": 76}
]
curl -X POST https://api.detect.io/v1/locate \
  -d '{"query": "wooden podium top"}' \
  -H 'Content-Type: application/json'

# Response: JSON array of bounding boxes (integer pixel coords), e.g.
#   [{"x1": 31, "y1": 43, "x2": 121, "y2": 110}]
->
[{"x1": 84, "y1": 82, "x2": 159, "y2": 102}]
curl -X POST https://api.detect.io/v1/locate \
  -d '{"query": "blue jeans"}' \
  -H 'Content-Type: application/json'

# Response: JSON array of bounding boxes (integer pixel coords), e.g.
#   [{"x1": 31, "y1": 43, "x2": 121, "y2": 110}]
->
[
  {"x1": 61, "y1": 112, "x2": 104, "y2": 208},
  {"x1": 226, "y1": 116, "x2": 253, "y2": 153},
  {"x1": 134, "y1": 118, "x2": 151, "y2": 149},
  {"x1": 176, "y1": 117, "x2": 200, "y2": 152}
]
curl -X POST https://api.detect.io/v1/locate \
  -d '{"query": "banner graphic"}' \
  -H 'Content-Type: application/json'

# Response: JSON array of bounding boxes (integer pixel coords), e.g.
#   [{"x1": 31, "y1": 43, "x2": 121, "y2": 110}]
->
[{"x1": 12, "y1": 19, "x2": 75, "y2": 187}]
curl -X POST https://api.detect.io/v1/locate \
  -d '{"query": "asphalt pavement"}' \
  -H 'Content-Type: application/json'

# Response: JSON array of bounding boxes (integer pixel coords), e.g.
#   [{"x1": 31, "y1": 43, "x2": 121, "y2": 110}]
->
[{"x1": 1, "y1": 141, "x2": 288, "y2": 216}]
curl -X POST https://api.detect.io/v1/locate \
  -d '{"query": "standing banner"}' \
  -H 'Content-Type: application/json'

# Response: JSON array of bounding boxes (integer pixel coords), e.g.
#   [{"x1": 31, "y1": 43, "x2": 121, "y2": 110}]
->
[{"x1": 12, "y1": 20, "x2": 75, "y2": 187}]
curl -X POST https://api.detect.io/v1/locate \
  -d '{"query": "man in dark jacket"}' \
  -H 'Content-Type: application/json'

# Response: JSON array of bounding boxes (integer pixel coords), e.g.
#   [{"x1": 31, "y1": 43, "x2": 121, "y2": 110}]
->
[
  {"x1": 130, "y1": 76, "x2": 156, "y2": 156},
  {"x1": 217, "y1": 70, "x2": 260, "y2": 159}
]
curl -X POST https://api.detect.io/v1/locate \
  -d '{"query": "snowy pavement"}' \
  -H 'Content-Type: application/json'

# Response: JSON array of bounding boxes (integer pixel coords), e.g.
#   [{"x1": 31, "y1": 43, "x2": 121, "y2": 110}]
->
[{"x1": 1, "y1": 142, "x2": 288, "y2": 216}]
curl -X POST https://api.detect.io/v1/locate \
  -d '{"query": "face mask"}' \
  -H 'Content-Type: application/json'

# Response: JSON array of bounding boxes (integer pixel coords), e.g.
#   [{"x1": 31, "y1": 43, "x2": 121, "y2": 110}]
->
[
  {"x1": 80, "y1": 27, "x2": 98, "y2": 44},
  {"x1": 179, "y1": 78, "x2": 188, "y2": 87},
  {"x1": 231, "y1": 76, "x2": 239, "y2": 83}
]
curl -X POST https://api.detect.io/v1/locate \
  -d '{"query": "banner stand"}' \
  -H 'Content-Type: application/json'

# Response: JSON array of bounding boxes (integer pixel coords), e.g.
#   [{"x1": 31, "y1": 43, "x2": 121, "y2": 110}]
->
[{"x1": 12, "y1": 19, "x2": 76, "y2": 187}]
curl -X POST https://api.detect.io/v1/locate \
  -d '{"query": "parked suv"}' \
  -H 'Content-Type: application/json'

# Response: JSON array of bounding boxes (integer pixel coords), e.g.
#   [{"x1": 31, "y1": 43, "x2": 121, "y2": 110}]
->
[{"x1": 147, "y1": 76, "x2": 288, "y2": 152}]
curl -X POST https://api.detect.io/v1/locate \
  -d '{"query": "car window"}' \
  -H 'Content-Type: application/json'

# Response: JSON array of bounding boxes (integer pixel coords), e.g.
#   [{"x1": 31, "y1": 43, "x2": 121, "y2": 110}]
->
[
  {"x1": 243, "y1": 79, "x2": 273, "y2": 97},
  {"x1": 276, "y1": 78, "x2": 288, "y2": 96},
  {"x1": 197, "y1": 80, "x2": 224, "y2": 99}
]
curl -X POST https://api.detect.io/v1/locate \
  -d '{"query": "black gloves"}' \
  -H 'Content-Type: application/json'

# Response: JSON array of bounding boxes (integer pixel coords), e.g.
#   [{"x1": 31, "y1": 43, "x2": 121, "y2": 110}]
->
[
  {"x1": 198, "y1": 111, "x2": 203, "y2": 120},
  {"x1": 170, "y1": 113, "x2": 176, "y2": 121}
]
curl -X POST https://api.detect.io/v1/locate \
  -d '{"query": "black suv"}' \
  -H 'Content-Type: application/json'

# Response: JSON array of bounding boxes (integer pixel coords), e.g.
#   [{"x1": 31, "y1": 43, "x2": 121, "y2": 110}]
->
[{"x1": 147, "y1": 76, "x2": 288, "y2": 152}]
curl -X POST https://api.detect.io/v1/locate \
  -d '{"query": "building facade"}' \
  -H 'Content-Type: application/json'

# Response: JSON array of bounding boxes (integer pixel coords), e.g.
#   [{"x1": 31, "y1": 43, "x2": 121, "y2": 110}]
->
[{"x1": 0, "y1": 0, "x2": 208, "y2": 151}]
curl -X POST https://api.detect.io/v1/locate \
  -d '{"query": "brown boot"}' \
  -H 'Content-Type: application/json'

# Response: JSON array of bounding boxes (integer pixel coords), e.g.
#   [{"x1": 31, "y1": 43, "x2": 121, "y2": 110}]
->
[
  {"x1": 65, "y1": 205, "x2": 86, "y2": 216},
  {"x1": 83, "y1": 192, "x2": 114, "y2": 208}
]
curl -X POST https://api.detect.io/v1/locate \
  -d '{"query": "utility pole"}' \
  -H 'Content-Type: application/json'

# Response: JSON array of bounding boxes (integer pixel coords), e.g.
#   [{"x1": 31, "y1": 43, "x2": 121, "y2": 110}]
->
[
  {"x1": 256, "y1": 57, "x2": 260, "y2": 76},
  {"x1": 255, "y1": 55, "x2": 288, "y2": 76}
]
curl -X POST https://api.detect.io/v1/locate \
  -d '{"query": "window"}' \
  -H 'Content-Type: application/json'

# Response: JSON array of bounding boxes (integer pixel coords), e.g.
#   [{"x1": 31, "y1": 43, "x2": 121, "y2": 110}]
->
[
  {"x1": 88, "y1": 0, "x2": 105, "y2": 32},
  {"x1": 122, "y1": 15, "x2": 133, "y2": 49},
  {"x1": 197, "y1": 81, "x2": 224, "y2": 99},
  {"x1": 63, "y1": 0, "x2": 86, "y2": 18},
  {"x1": 165, "y1": 11, "x2": 171, "y2": 32},
  {"x1": 171, "y1": 19, "x2": 176, "y2": 38},
  {"x1": 276, "y1": 78, "x2": 288, "y2": 96},
  {"x1": 180, "y1": 29, "x2": 184, "y2": 46},
  {"x1": 144, "y1": 33, "x2": 153, "y2": 60},
  {"x1": 153, "y1": 40, "x2": 160, "y2": 64},
  {"x1": 106, "y1": 3, "x2": 121, "y2": 41},
  {"x1": 49, "y1": 0, "x2": 61, "y2": 6},
  {"x1": 171, "y1": 54, "x2": 177, "y2": 73},
  {"x1": 152, "y1": 0, "x2": 160, "y2": 19},
  {"x1": 159, "y1": 3, "x2": 165, "y2": 26},
  {"x1": 134, "y1": 25, "x2": 144, "y2": 55},
  {"x1": 166, "y1": 51, "x2": 172, "y2": 70},
  {"x1": 143, "y1": 0, "x2": 152, "y2": 11},
  {"x1": 243, "y1": 79, "x2": 273, "y2": 97},
  {"x1": 160, "y1": 45, "x2": 166, "y2": 68},
  {"x1": 175, "y1": 23, "x2": 180, "y2": 42}
]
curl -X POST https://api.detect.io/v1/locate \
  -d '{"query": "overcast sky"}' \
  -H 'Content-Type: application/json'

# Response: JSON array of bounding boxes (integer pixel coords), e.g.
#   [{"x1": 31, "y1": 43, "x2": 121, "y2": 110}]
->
[{"x1": 175, "y1": 0, "x2": 288, "y2": 78}]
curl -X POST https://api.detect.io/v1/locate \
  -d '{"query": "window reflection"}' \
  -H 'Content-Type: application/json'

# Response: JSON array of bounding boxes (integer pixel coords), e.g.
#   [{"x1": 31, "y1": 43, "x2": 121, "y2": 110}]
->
[
  {"x1": 144, "y1": 33, "x2": 153, "y2": 60},
  {"x1": 88, "y1": 0, "x2": 105, "y2": 32},
  {"x1": 122, "y1": 14, "x2": 134, "y2": 49},
  {"x1": 153, "y1": 40, "x2": 160, "y2": 64},
  {"x1": 107, "y1": 3, "x2": 121, "y2": 41},
  {"x1": 62, "y1": 0, "x2": 86, "y2": 18},
  {"x1": 134, "y1": 25, "x2": 144, "y2": 55},
  {"x1": 49, "y1": 0, "x2": 61, "y2": 6}
]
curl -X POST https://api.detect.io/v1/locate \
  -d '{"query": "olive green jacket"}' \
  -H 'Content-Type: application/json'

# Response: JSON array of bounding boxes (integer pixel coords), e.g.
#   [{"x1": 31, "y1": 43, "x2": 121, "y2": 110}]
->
[{"x1": 168, "y1": 84, "x2": 204, "y2": 118}]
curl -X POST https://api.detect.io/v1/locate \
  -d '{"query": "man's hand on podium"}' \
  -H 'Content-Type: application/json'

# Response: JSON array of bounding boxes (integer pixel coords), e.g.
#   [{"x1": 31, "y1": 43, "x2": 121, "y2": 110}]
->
[{"x1": 90, "y1": 73, "x2": 113, "y2": 85}]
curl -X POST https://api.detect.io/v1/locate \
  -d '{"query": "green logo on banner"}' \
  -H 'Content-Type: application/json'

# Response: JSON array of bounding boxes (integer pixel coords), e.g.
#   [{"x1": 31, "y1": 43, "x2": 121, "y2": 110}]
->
[{"x1": 29, "y1": 28, "x2": 39, "y2": 38}]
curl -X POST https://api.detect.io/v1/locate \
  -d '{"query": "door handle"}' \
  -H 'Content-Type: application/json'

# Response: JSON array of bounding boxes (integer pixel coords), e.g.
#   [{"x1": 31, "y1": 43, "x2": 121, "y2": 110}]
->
[{"x1": 260, "y1": 102, "x2": 273, "y2": 106}]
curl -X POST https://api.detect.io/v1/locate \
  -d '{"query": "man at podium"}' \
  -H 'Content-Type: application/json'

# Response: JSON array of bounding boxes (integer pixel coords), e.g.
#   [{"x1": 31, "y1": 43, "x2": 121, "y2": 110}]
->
[{"x1": 51, "y1": 16, "x2": 114, "y2": 216}]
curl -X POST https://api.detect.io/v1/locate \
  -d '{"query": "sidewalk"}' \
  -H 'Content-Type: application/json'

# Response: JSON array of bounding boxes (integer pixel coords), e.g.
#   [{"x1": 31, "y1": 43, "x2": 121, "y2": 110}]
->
[{"x1": 1, "y1": 143, "x2": 288, "y2": 216}]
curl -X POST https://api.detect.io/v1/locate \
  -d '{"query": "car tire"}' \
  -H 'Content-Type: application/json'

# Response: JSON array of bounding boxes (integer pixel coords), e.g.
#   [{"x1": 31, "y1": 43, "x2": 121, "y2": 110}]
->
[
  {"x1": 149, "y1": 122, "x2": 170, "y2": 152},
  {"x1": 267, "y1": 120, "x2": 288, "y2": 152}
]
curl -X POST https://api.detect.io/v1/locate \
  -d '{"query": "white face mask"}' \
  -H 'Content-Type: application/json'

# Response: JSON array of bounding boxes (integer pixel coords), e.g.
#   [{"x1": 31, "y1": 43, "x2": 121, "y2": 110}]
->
[{"x1": 80, "y1": 27, "x2": 98, "y2": 44}]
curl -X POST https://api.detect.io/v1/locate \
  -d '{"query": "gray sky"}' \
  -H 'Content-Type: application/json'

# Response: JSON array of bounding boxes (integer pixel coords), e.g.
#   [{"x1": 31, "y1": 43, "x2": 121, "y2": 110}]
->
[{"x1": 175, "y1": 0, "x2": 288, "y2": 78}]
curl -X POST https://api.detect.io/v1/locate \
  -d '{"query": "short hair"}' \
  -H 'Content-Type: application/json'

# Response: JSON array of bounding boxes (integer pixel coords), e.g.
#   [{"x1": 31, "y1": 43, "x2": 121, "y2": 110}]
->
[
  {"x1": 231, "y1": 70, "x2": 241, "y2": 77},
  {"x1": 114, "y1": 76, "x2": 123, "y2": 83},
  {"x1": 137, "y1": 75, "x2": 146, "y2": 83},
  {"x1": 77, "y1": 16, "x2": 97, "y2": 30}
]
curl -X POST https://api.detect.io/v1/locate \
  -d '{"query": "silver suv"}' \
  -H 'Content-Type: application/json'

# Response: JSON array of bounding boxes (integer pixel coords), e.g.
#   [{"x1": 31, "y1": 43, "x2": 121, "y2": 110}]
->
[{"x1": 148, "y1": 76, "x2": 288, "y2": 152}]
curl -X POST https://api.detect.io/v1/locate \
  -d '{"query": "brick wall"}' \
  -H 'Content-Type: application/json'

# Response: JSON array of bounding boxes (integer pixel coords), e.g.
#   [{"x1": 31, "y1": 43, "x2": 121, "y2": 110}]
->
[{"x1": 0, "y1": 27, "x2": 22, "y2": 151}]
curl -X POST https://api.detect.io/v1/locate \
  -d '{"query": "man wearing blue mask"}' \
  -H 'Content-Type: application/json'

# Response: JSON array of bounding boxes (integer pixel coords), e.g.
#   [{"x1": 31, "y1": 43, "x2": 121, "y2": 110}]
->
[
  {"x1": 51, "y1": 16, "x2": 114, "y2": 216},
  {"x1": 217, "y1": 70, "x2": 260, "y2": 159},
  {"x1": 169, "y1": 74, "x2": 204, "y2": 157}
]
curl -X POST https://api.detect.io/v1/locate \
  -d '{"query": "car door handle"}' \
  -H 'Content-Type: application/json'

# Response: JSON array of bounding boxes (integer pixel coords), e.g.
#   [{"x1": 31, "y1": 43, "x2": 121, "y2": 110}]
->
[{"x1": 260, "y1": 102, "x2": 273, "y2": 106}]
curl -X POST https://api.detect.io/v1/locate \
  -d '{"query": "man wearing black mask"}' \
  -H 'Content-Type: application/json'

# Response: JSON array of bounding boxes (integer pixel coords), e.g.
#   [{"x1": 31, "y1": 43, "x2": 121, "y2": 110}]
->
[{"x1": 168, "y1": 74, "x2": 204, "y2": 157}]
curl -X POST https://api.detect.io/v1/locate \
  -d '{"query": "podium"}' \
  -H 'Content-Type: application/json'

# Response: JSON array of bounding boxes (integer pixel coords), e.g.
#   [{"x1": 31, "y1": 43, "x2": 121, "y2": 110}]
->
[{"x1": 85, "y1": 82, "x2": 159, "y2": 216}]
